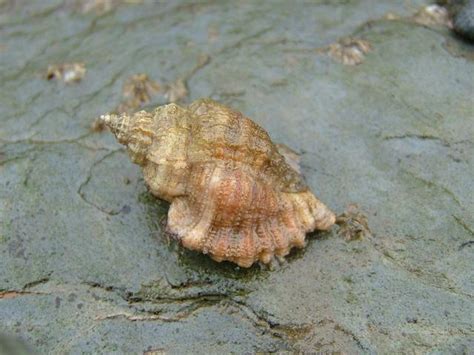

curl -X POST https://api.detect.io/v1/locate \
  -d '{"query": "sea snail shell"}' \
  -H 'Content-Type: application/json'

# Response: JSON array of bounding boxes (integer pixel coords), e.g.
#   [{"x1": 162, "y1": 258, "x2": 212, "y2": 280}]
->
[{"x1": 101, "y1": 99, "x2": 336, "y2": 267}]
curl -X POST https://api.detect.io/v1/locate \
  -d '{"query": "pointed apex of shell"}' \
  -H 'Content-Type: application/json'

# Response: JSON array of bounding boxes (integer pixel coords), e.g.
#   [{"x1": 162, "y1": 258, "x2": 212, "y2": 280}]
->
[
  {"x1": 99, "y1": 113, "x2": 120, "y2": 129},
  {"x1": 99, "y1": 113, "x2": 114, "y2": 125},
  {"x1": 99, "y1": 112, "x2": 133, "y2": 145}
]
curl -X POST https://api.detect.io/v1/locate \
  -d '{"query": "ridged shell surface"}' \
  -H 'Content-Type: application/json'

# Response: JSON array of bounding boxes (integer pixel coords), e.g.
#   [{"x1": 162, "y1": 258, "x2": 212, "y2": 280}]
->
[{"x1": 101, "y1": 99, "x2": 335, "y2": 267}]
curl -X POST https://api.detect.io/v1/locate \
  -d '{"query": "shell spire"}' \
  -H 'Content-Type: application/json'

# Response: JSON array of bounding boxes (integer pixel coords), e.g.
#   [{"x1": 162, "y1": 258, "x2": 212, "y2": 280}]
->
[
  {"x1": 100, "y1": 113, "x2": 130, "y2": 143},
  {"x1": 101, "y1": 99, "x2": 336, "y2": 267},
  {"x1": 100, "y1": 111, "x2": 154, "y2": 165}
]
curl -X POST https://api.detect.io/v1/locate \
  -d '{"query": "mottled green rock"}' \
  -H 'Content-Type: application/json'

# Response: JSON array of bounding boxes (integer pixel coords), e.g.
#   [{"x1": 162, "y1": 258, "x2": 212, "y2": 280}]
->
[{"x1": 1, "y1": 0, "x2": 473, "y2": 353}]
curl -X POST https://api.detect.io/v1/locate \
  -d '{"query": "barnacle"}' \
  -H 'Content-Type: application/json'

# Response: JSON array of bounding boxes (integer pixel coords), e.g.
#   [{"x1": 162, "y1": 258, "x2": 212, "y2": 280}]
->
[
  {"x1": 101, "y1": 99, "x2": 336, "y2": 267},
  {"x1": 325, "y1": 38, "x2": 372, "y2": 66},
  {"x1": 78, "y1": 0, "x2": 143, "y2": 15},
  {"x1": 46, "y1": 63, "x2": 86, "y2": 83},
  {"x1": 117, "y1": 74, "x2": 160, "y2": 113},
  {"x1": 412, "y1": 4, "x2": 453, "y2": 28},
  {"x1": 164, "y1": 79, "x2": 188, "y2": 103},
  {"x1": 335, "y1": 204, "x2": 371, "y2": 241}
]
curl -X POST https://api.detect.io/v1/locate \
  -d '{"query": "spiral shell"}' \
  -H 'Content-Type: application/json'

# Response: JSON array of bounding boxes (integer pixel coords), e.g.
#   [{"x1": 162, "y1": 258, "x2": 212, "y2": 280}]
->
[{"x1": 101, "y1": 99, "x2": 335, "y2": 267}]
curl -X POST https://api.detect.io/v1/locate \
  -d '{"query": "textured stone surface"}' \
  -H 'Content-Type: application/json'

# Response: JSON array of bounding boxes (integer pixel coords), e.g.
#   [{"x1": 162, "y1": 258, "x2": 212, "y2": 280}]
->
[{"x1": 1, "y1": 0, "x2": 473, "y2": 353}]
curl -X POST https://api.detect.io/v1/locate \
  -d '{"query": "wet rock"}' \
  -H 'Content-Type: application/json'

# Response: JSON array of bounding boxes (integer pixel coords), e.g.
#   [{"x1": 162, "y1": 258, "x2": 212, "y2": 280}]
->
[{"x1": 0, "y1": 0, "x2": 473, "y2": 353}]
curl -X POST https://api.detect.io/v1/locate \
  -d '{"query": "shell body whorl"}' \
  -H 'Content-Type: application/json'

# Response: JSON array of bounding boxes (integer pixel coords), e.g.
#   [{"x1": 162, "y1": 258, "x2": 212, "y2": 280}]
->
[{"x1": 102, "y1": 99, "x2": 335, "y2": 267}]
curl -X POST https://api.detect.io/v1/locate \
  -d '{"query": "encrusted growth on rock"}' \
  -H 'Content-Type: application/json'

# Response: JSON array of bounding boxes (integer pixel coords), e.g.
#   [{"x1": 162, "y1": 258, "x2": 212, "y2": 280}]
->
[
  {"x1": 46, "y1": 63, "x2": 86, "y2": 83},
  {"x1": 324, "y1": 38, "x2": 372, "y2": 65}
]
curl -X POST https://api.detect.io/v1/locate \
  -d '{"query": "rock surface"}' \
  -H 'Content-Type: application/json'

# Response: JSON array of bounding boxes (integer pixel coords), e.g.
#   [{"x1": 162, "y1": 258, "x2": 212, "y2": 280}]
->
[{"x1": 1, "y1": 0, "x2": 473, "y2": 353}]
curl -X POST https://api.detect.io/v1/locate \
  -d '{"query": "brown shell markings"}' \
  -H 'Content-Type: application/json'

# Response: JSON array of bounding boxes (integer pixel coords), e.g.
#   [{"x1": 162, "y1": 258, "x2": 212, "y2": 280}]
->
[{"x1": 101, "y1": 99, "x2": 336, "y2": 267}]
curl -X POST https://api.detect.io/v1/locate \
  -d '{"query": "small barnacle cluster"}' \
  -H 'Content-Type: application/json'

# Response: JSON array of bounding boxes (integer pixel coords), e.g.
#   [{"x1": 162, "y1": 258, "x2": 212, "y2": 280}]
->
[
  {"x1": 101, "y1": 99, "x2": 336, "y2": 267},
  {"x1": 164, "y1": 79, "x2": 188, "y2": 103},
  {"x1": 325, "y1": 37, "x2": 372, "y2": 66},
  {"x1": 335, "y1": 204, "x2": 371, "y2": 241},
  {"x1": 78, "y1": 0, "x2": 143, "y2": 15},
  {"x1": 412, "y1": 4, "x2": 453, "y2": 28},
  {"x1": 46, "y1": 63, "x2": 86, "y2": 84},
  {"x1": 79, "y1": 0, "x2": 115, "y2": 14},
  {"x1": 117, "y1": 74, "x2": 161, "y2": 113}
]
